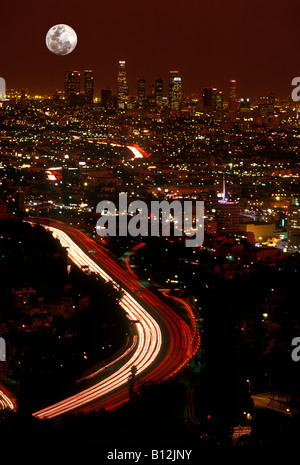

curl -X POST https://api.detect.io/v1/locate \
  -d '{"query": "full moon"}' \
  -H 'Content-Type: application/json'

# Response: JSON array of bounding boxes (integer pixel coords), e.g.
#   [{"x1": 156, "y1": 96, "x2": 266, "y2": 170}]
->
[{"x1": 46, "y1": 24, "x2": 77, "y2": 56}]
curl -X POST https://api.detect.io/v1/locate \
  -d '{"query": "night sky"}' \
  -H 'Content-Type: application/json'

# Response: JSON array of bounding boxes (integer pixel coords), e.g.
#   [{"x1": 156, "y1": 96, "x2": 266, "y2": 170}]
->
[{"x1": 1, "y1": 0, "x2": 300, "y2": 99}]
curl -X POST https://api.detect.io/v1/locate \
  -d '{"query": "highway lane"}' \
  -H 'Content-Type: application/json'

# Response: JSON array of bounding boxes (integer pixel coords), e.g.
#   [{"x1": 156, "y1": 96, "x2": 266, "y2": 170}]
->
[
  {"x1": 0, "y1": 385, "x2": 16, "y2": 412},
  {"x1": 60, "y1": 223, "x2": 198, "y2": 380},
  {"x1": 124, "y1": 243, "x2": 200, "y2": 358},
  {"x1": 28, "y1": 219, "x2": 199, "y2": 418}
]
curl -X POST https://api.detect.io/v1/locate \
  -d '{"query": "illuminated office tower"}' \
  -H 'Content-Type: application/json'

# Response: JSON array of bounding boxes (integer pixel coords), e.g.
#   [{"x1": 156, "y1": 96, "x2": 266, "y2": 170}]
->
[
  {"x1": 214, "y1": 90, "x2": 223, "y2": 111},
  {"x1": 240, "y1": 97, "x2": 250, "y2": 111},
  {"x1": 215, "y1": 177, "x2": 240, "y2": 234},
  {"x1": 84, "y1": 70, "x2": 94, "y2": 104},
  {"x1": 137, "y1": 78, "x2": 146, "y2": 109},
  {"x1": 287, "y1": 198, "x2": 300, "y2": 252},
  {"x1": 169, "y1": 71, "x2": 182, "y2": 110},
  {"x1": 117, "y1": 60, "x2": 129, "y2": 109},
  {"x1": 169, "y1": 70, "x2": 178, "y2": 98},
  {"x1": 64, "y1": 70, "x2": 81, "y2": 105},
  {"x1": 155, "y1": 78, "x2": 163, "y2": 107},
  {"x1": 229, "y1": 79, "x2": 237, "y2": 111},
  {"x1": 216, "y1": 201, "x2": 240, "y2": 234},
  {"x1": 203, "y1": 87, "x2": 223, "y2": 111}
]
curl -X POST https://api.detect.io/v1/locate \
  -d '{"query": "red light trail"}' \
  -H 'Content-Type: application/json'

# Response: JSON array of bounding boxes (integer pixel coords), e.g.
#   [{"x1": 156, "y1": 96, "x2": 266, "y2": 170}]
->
[
  {"x1": 0, "y1": 384, "x2": 16, "y2": 412},
  {"x1": 27, "y1": 219, "x2": 199, "y2": 419}
]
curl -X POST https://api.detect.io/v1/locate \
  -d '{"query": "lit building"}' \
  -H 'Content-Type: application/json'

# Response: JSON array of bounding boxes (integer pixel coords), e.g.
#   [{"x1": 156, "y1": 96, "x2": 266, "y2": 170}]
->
[
  {"x1": 239, "y1": 97, "x2": 250, "y2": 111},
  {"x1": 215, "y1": 177, "x2": 240, "y2": 233},
  {"x1": 155, "y1": 79, "x2": 163, "y2": 107},
  {"x1": 169, "y1": 70, "x2": 178, "y2": 100},
  {"x1": 229, "y1": 79, "x2": 237, "y2": 111},
  {"x1": 258, "y1": 103, "x2": 268, "y2": 118},
  {"x1": 287, "y1": 198, "x2": 300, "y2": 252},
  {"x1": 117, "y1": 60, "x2": 129, "y2": 109},
  {"x1": 239, "y1": 222, "x2": 276, "y2": 243},
  {"x1": 216, "y1": 201, "x2": 241, "y2": 234},
  {"x1": 169, "y1": 71, "x2": 182, "y2": 110},
  {"x1": 137, "y1": 78, "x2": 146, "y2": 109},
  {"x1": 213, "y1": 89, "x2": 223, "y2": 111},
  {"x1": 64, "y1": 70, "x2": 81, "y2": 105},
  {"x1": 84, "y1": 70, "x2": 94, "y2": 104},
  {"x1": 203, "y1": 87, "x2": 223, "y2": 111}
]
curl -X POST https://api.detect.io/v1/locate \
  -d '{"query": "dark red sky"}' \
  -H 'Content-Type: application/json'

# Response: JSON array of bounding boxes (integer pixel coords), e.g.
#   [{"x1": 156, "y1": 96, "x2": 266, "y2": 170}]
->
[{"x1": 1, "y1": 0, "x2": 299, "y2": 98}]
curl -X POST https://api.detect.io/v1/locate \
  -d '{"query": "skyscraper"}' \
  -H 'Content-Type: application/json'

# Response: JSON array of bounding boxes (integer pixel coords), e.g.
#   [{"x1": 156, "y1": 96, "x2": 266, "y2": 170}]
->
[
  {"x1": 216, "y1": 201, "x2": 241, "y2": 234},
  {"x1": 229, "y1": 79, "x2": 237, "y2": 111},
  {"x1": 84, "y1": 70, "x2": 94, "y2": 104},
  {"x1": 240, "y1": 97, "x2": 250, "y2": 111},
  {"x1": 169, "y1": 71, "x2": 182, "y2": 110},
  {"x1": 202, "y1": 87, "x2": 223, "y2": 111},
  {"x1": 137, "y1": 78, "x2": 146, "y2": 109},
  {"x1": 287, "y1": 198, "x2": 300, "y2": 252},
  {"x1": 169, "y1": 71, "x2": 178, "y2": 99},
  {"x1": 64, "y1": 70, "x2": 81, "y2": 105},
  {"x1": 214, "y1": 90, "x2": 223, "y2": 111},
  {"x1": 155, "y1": 79, "x2": 163, "y2": 107},
  {"x1": 117, "y1": 60, "x2": 129, "y2": 109}
]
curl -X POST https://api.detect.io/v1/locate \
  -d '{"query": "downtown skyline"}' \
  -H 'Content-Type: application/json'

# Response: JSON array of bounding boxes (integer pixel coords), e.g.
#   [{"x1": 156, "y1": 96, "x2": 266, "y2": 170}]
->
[
  {"x1": 2, "y1": 61, "x2": 297, "y2": 102},
  {"x1": 1, "y1": 0, "x2": 300, "y2": 98}
]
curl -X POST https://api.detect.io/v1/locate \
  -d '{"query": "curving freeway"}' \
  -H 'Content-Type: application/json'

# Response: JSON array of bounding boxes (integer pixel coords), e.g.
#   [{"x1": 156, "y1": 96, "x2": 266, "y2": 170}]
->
[
  {"x1": 0, "y1": 385, "x2": 16, "y2": 412},
  {"x1": 28, "y1": 219, "x2": 199, "y2": 419}
]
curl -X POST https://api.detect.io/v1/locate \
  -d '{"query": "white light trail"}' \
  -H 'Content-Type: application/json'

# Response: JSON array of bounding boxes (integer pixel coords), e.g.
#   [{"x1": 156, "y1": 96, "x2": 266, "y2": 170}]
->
[
  {"x1": 127, "y1": 146, "x2": 144, "y2": 158},
  {"x1": 0, "y1": 389, "x2": 15, "y2": 411},
  {"x1": 33, "y1": 225, "x2": 162, "y2": 419}
]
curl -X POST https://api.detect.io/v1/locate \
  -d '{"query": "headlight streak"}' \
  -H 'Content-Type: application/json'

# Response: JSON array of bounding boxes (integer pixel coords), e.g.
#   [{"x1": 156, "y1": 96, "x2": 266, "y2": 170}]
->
[
  {"x1": 33, "y1": 225, "x2": 162, "y2": 419},
  {"x1": 0, "y1": 387, "x2": 15, "y2": 411},
  {"x1": 27, "y1": 220, "x2": 200, "y2": 420}
]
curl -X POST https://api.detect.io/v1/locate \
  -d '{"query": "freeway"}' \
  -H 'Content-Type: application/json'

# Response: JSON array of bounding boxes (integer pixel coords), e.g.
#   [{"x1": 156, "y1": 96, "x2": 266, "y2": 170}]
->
[
  {"x1": 0, "y1": 385, "x2": 16, "y2": 412},
  {"x1": 28, "y1": 219, "x2": 199, "y2": 419}
]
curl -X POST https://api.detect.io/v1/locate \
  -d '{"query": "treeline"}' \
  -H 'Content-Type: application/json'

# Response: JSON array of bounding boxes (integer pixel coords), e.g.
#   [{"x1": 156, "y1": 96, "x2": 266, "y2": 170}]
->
[{"x1": 0, "y1": 220, "x2": 129, "y2": 410}]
